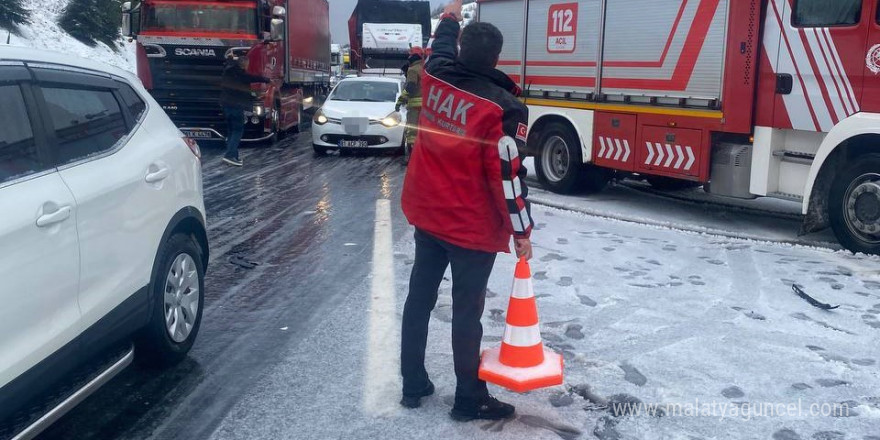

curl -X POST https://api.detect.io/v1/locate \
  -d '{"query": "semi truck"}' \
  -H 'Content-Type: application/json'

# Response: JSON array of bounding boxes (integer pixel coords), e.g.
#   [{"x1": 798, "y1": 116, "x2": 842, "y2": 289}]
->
[
  {"x1": 347, "y1": 0, "x2": 431, "y2": 75},
  {"x1": 479, "y1": 0, "x2": 880, "y2": 254},
  {"x1": 122, "y1": 0, "x2": 331, "y2": 142}
]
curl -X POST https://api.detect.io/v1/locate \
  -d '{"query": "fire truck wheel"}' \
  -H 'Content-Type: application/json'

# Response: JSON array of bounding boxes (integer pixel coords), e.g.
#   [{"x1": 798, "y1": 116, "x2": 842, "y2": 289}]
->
[
  {"x1": 536, "y1": 122, "x2": 608, "y2": 194},
  {"x1": 645, "y1": 176, "x2": 702, "y2": 191},
  {"x1": 829, "y1": 154, "x2": 880, "y2": 254}
]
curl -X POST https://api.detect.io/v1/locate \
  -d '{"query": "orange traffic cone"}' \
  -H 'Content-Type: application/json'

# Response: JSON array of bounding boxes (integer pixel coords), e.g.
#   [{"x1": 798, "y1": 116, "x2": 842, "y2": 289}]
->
[{"x1": 478, "y1": 257, "x2": 564, "y2": 393}]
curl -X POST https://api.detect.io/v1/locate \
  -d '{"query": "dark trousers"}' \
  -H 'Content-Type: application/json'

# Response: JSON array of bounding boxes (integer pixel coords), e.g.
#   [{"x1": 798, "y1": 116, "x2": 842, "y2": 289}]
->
[
  {"x1": 401, "y1": 229, "x2": 497, "y2": 406},
  {"x1": 223, "y1": 106, "x2": 245, "y2": 160}
]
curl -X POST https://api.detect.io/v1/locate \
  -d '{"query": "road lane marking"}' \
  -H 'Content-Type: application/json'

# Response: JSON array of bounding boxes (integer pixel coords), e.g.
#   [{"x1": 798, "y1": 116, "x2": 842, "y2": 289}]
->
[{"x1": 364, "y1": 198, "x2": 399, "y2": 415}]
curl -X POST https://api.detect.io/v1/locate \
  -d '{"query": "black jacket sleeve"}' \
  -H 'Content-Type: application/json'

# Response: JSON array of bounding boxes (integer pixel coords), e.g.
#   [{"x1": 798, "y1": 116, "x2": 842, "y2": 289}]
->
[{"x1": 426, "y1": 15, "x2": 459, "y2": 74}]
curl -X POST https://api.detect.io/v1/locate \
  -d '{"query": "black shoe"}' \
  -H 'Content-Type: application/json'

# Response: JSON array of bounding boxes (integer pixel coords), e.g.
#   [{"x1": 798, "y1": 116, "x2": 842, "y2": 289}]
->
[
  {"x1": 450, "y1": 395, "x2": 515, "y2": 422},
  {"x1": 400, "y1": 381, "x2": 435, "y2": 409}
]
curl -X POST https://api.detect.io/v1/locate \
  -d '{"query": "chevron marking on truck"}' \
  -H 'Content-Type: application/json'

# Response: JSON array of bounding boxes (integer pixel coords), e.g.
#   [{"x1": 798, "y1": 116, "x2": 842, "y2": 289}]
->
[
  {"x1": 644, "y1": 143, "x2": 695, "y2": 171},
  {"x1": 599, "y1": 137, "x2": 631, "y2": 162},
  {"x1": 674, "y1": 145, "x2": 685, "y2": 169}
]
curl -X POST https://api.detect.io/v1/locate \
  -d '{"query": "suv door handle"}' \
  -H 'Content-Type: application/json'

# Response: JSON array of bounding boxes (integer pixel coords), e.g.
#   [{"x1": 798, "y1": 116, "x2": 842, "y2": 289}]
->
[
  {"x1": 36, "y1": 205, "x2": 71, "y2": 227},
  {"x1": 145, "y1": 166, "x2": 170, "y2": 183}
]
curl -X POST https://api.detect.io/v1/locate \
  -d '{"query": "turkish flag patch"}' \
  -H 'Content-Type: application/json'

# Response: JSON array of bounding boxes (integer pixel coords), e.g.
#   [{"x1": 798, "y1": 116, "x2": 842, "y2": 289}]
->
[{"x1": 516, "y1": 123, "x2": 528, "y2": 141}]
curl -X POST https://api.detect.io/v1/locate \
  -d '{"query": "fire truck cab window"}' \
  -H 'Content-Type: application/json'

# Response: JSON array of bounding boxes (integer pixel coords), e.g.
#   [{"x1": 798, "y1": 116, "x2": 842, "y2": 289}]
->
[
  {"x1": 793, "y1": 0, "x2": 861, "y2": 27},
  {"x1": 144, "y1": 4, "x2": 257, "y2": 35}
]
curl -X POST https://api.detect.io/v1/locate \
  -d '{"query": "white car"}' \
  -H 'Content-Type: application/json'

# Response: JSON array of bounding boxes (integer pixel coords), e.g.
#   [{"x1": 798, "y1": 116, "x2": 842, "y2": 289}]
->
[
  {"x1": 0, "y1": 47, "x2": 208, "y2": 439},
  {"x1": 311, "y1": 77, "x2": 406, "y2": 155}
]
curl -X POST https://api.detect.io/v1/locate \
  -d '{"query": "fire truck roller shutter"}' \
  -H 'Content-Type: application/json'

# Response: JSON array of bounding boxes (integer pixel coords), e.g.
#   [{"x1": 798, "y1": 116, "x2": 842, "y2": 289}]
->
[{"x1": 599, "y1": 0, "x2": 727, "y2": 102}]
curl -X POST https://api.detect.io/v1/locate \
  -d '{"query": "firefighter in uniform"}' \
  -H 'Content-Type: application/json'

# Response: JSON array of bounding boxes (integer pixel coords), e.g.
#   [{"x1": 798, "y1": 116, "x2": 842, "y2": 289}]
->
[
  {"x1": 399, "y1": 0, "x2": 535, "y2": 421},
  {"x1": 396, "y1": 46, "x2": 424, "y2": 164}
]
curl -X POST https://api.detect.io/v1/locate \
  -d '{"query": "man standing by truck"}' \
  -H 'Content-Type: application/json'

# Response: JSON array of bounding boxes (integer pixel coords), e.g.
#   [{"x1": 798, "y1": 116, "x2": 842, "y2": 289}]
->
[
  {"x1": 399, "y1": 0, "x2": 534, "y2": 421},
  {"x1": 220, "y1": 54, "x2": 270, "y2": 167},
  {"x1": 396, "y1": 46, "x2": 424, "y2": 164}
]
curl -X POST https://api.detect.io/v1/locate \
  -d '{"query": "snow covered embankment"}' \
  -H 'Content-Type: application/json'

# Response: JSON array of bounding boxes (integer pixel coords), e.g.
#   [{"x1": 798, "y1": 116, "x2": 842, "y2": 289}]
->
[{"x1": 1, "y1": 0, "x2": 134, "y2": 73}]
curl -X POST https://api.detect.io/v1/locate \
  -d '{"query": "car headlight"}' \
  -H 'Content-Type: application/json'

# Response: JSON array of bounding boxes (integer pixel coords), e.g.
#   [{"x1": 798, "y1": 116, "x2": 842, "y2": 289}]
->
[
  {"x1": 380, "y1": 112, "x2": 401, "y2": 127},
  {"x1": 313, "y1": 109, "x2": 328, "y2": 125}
]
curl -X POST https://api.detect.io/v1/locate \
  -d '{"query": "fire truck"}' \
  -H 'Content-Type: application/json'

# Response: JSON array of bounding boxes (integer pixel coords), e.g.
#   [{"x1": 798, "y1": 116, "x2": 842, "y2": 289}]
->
[
  {"x1": 479, "y1": 0, "x2": 880, "y2": 254},
  {"x1": 121, "y1": 0, "x2": 330, "y2": 142}
]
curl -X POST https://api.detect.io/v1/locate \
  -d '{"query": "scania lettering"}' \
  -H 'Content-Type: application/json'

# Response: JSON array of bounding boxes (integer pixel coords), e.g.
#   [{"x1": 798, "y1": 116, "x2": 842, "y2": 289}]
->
[
  {"x1": 480, "y1": 0, "x2": 880, "y2": 254},
  {"x1": 174, "y1": 48, "x2": 217, "y2": 57},
  {"x1": 122, "y1": 0, "x2": 331, "y2": 142}
]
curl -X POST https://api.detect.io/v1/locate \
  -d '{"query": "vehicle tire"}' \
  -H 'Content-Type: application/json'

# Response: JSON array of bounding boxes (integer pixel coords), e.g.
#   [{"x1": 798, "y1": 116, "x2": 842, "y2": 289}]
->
[
  {"x1": 829, "y1": 154, "x2": 880, "y2": 254},
  {"x1": 135, "y1": 233, "x2": 205, "y2": 367},
  {"x1": 645, "y1": 176, "x2": 702, "y2": 191},
  {"x1": 313, "y1": 144, "x2": 328, "y2": 155},
  {"x1": 535, "y1": 122, "x2": 609, "y2": 194}
]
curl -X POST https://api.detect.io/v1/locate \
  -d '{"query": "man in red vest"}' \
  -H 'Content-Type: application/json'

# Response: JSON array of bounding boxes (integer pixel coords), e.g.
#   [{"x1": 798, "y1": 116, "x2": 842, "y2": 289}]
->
[{"x1": 399, "y1": 0, "x2": 534, "y2": 421}]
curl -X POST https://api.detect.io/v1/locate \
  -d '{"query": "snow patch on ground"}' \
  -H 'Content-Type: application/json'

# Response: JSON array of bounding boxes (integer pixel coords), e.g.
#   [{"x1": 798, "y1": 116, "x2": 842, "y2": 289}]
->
[
  {"x1": 210, "y1": 204, "x2": 880, "y2": 440},
  {"x1": 1, "y1": 0, "x2": 135, "y2": 72}
]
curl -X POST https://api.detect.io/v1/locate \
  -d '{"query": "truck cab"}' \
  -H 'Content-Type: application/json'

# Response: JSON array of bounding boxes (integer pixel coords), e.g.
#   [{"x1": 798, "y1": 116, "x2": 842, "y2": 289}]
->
[{"x1": 122, "y1": 0, "x2": 329, "y2": 142}]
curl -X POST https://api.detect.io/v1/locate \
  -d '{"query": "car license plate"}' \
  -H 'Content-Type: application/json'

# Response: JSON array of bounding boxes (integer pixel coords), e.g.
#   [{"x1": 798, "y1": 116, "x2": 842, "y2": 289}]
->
[
  {"x1": 181, "y1": 129, "x2": 213, "y2": 139},
  {"x1": 340, "y1": 139, "x2": 368, "y2": 148}
]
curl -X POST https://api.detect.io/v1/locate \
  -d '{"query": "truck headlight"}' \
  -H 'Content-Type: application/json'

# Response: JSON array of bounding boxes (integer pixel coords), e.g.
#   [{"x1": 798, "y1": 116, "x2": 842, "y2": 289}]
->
[
  {"x1": 253, "y1": 105, "x2": 265, "y2": 117},
  {"x1": 380, "y1": 112, "x2": 401, "y2": 127},
  {"x1": 313, "y1": 109, "x2": 328, "y2": 125}
]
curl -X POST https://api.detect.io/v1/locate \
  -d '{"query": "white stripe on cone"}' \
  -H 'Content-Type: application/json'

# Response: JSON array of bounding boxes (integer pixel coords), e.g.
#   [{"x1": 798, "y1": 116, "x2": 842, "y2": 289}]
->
[
  {"x1": 502, "y1": 324, "x2": 542, "y2": 347},
  {"x1": 511, "y1": 277, "x2": 534, "y2": 299}
]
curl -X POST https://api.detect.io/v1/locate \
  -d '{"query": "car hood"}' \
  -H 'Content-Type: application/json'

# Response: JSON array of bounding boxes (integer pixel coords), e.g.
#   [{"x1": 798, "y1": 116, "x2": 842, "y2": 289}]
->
[{"x1": 321, "y1": 100, "x2": 397, "y2": 119}]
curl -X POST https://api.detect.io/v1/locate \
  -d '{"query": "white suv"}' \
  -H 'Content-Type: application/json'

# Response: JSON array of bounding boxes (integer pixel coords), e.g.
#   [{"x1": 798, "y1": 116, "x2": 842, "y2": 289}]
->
[{"x1": 0, "y1": 47, "x2": 208, "y2": 438}]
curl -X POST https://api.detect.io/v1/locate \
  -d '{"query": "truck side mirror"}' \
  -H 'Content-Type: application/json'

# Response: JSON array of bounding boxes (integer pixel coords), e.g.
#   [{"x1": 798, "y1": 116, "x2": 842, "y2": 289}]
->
[
  {"x1": 121, "y1": 2, "x2": 133, "y2": 37},
  {"x1": 270, "y1": 18, "x2": 284, "y2": 41}
]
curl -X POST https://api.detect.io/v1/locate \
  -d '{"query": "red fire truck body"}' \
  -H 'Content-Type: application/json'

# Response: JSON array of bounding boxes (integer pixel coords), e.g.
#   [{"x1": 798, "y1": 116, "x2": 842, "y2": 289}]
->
[
  {"x1": 123, "y1": 0, "x2": 330, "y2": 142},
  {"x1": 479, "y1": 0, "x2": 880, "y2": 253}
]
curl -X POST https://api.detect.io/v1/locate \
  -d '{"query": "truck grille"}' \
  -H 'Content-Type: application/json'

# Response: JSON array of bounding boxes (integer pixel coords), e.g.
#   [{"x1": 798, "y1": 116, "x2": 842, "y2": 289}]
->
[{"x1": 147, "y1": 53, "x2": 230, "y2": 136}]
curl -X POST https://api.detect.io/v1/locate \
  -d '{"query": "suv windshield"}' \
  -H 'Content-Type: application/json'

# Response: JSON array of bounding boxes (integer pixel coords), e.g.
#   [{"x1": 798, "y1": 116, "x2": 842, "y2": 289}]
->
[
  {"x1": 329, "y1": 81, "x2": 399, "y2": 102},
  {"x1": 143, "y1": 2, "x2": 257, "y2": 35}
]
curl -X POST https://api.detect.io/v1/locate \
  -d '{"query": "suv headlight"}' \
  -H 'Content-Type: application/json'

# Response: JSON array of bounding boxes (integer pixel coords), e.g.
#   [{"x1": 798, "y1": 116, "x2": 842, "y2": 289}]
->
[
  {"x1": 380, "y1": 112, "x2": 401, "y2": 127},
  {"x1": 313, "y1": 108, "x2": 328, "y2": 125}
]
